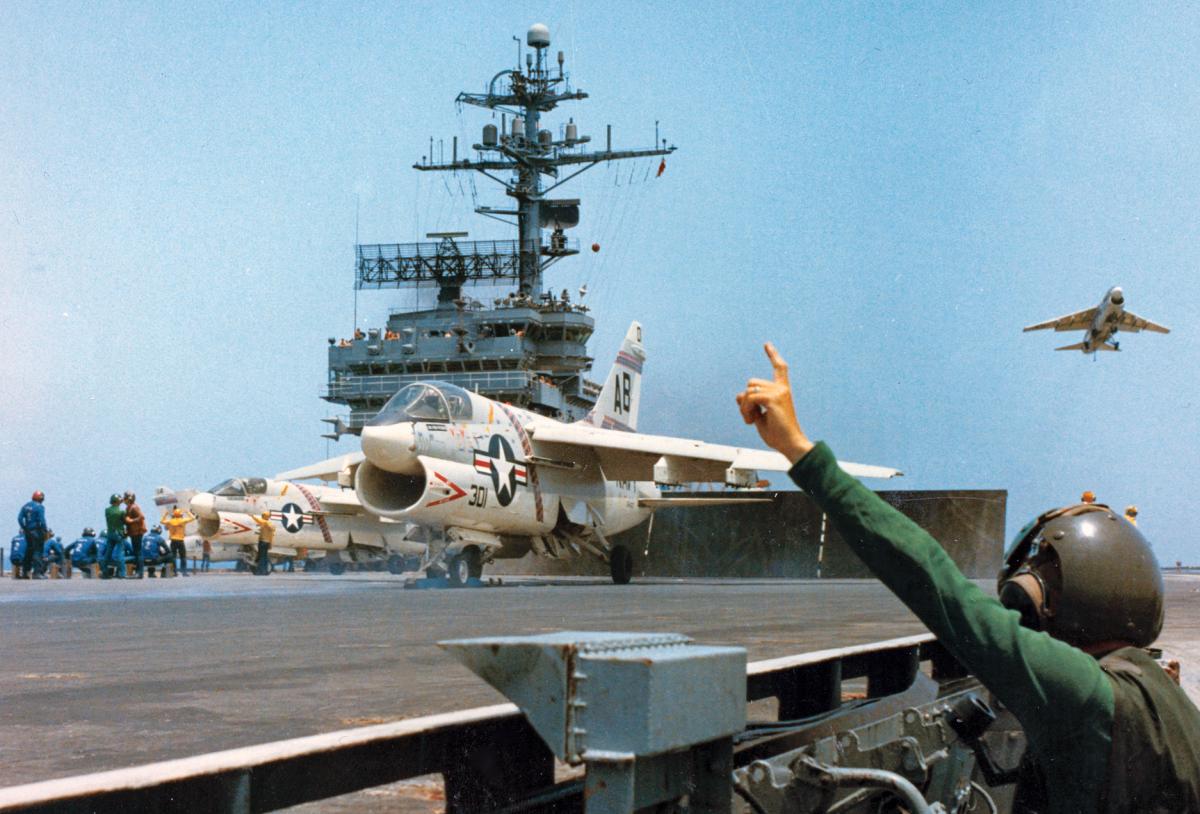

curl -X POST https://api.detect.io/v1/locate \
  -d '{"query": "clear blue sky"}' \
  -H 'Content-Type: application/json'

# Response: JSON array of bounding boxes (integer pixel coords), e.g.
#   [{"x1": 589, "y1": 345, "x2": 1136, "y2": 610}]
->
[{"x1": 3, "y1": 2, "x2": 1197, "y2": 564}]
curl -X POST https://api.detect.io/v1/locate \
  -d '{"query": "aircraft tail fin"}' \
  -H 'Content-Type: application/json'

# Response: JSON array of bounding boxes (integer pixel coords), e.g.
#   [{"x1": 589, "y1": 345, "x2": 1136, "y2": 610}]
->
[{"x1": 581, "y1": 321, "x2": 644, "y2": 432}]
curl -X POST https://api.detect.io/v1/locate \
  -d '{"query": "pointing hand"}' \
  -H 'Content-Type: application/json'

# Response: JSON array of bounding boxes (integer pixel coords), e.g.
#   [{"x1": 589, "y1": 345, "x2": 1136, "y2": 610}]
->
[{"x1": 736, "y1": 343, "x2": 814, "y2": 465}]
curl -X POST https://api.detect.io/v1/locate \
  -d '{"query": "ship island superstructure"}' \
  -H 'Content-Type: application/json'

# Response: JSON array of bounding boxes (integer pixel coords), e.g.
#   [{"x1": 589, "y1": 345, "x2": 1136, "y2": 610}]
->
[{"x1": 323, "y1": 23, "x2": 675, "y2": 437}]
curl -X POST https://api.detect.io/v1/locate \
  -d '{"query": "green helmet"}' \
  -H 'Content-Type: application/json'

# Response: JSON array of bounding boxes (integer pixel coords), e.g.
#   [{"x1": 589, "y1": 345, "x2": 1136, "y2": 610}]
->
[
  {"x1": 998, "y1": 503, "x2": 1163, "y2": 648},
  {"x1": 110, "y1": 494, "x2": 122, "y2": 505}
]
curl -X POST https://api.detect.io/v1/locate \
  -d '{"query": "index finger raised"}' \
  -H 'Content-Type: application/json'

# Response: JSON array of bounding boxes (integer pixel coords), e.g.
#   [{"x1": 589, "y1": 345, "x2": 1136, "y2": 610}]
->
[{"x1": 764, "y1": 342, "x2": 789, "y2": 383}]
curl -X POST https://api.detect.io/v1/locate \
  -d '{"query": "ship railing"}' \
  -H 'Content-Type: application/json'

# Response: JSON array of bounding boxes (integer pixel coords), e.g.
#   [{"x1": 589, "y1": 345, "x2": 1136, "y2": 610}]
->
[
  {"x1": 0, "y1": 633, "x2": 963, "y2": 813},
  {"x1": 326, "y1": 370, "x2": 537, "y2": 400}
]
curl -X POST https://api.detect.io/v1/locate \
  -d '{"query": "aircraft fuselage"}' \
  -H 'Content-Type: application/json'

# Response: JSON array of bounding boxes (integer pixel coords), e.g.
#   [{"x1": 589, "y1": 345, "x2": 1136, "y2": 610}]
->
[
  {"x1": 356, "y1": 401, "x2": 655, "y2": 542},
  {"x1": 1084, "y1": 286, "x2": 1125, "y2": 351}
]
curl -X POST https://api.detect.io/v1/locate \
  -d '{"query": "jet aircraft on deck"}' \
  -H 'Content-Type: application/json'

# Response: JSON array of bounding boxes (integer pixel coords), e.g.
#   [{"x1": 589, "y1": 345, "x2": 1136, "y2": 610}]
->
[
  {"x1": 278, "y1": 322, "x2": 902, "y2": 585},
  {"x1": 1023, "y1": 286, "x2": 1170, "y2": 354},
  {"x1": 181, "y1": 478, "x2": 425, "y2": 574}
]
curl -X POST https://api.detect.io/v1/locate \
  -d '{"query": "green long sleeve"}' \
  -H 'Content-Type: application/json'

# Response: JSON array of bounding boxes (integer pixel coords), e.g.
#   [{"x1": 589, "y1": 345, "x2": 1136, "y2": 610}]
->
[{"x1": 790, "y1": 442, "x2": 1113, "y2": 813}]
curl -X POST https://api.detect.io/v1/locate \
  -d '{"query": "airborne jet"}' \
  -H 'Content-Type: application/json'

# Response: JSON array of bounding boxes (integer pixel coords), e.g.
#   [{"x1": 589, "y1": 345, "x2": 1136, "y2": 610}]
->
[
  {"x1": 1023, "y1": 286, "x2": 1170, "y2": 354},
  {"x1": 182, "y1": 478, "x2": 426, "y2": 574},
  {"x1": 278, "y1": 322, "x2": 902, "y2": 585}
]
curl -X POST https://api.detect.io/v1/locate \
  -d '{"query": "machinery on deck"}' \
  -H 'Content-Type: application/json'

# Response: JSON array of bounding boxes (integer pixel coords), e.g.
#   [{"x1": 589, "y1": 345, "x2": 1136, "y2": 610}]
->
[{"x1": 0, "y1": 631, "x2": 1034, "y2": 813}]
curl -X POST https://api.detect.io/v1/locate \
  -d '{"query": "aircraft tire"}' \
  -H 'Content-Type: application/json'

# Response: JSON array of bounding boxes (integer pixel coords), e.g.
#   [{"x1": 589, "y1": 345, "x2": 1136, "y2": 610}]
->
[
  {"x1": 609, "y1": 545, "x2": 633, "y2": 585},
  {"x1": 386, "y1": 555, "x2": 406, "y2": 575},
  {"x1": 328, "y1": 562, "x2": 347, "y2": 576},
  {"x1": 449, "y1": 547, "x2": 481, "y2": 587}
]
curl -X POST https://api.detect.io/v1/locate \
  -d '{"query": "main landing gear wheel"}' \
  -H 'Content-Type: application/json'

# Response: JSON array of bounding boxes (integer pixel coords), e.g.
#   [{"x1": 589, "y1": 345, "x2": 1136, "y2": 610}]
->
[
  {"x1": 386, "y1": 554, "x2": 406, "y2": 575},
  {"x1": 328, "y1": 561, "x2": 346, "y2": 576},
  {"x1": 448, "y1": 547, "x2": 481, "y2": 587},
  {"x1": 609, "y1": 544, "x2": 633, "y2": 585}
]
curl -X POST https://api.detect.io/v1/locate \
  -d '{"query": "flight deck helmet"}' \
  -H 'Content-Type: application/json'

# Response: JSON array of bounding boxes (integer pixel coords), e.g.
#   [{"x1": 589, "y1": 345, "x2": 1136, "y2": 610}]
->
[
  {"x1": 82, "y1": 528, "x2": 95, "y2": 537},
  {"x1": 31, "y1": 490, "x2": 44, "y2": 502},
  {"x1": 998, "y1": 503, "x2": 1163, "y2": 648},
  {"x1": 109, "y1": 494, "x2": 122, "y2": 505}
]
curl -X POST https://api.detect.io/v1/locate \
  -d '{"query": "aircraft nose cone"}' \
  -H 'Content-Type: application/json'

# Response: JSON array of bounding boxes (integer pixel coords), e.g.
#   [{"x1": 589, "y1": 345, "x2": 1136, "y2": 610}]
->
[
  {"x1": 1111, "y1": 286, "x2": 1124, "y2": 304},
  {"x1": 190, "y1": 492, "x2": 216, "y2": 519},
  {"x1": 361, "y1": 423, "x2": 421, "y2": 474}
]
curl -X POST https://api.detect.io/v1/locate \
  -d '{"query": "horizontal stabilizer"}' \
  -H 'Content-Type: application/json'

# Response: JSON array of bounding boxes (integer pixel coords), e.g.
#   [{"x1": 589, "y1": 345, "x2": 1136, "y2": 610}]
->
[
  {"x1": 1054, "y1": 342, "x2": 1088, "y2": 352},
  {"x1": 639, "y1": 497, "x2": 774, "y2": 508}
]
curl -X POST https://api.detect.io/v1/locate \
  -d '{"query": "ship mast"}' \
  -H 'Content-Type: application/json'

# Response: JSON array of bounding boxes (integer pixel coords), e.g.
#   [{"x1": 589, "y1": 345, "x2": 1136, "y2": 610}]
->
[{"x1": 414, "y1": 22, "x2": 675, "y2": 298}]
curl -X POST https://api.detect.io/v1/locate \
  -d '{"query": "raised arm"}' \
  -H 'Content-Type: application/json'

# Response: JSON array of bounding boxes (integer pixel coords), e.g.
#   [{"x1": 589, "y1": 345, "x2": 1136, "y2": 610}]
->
[{"x1": 735, "y1": 343, "x2": 1112, "y2": 740}]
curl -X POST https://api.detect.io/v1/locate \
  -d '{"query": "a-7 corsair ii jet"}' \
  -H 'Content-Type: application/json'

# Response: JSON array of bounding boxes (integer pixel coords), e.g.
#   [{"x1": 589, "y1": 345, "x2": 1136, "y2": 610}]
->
[
  {"x1": 1023, "y1": 286, "x2": 1170, "y2": 354},
  {"x1": 279, "y1": 323, "x2": 902, "y2": 585},
  {"x1": 185, "y1": 479, "x2": 425, "y2": 574}
]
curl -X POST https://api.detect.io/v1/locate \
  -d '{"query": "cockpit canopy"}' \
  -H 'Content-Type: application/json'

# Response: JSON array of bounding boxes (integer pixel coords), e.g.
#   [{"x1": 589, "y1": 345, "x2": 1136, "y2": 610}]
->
[
  {"x1": 207, "y1": 477, "x2": 268, "y2": 497},
  {"x1": 367, "y1": 381, "x2": 474, "y2": 426}
]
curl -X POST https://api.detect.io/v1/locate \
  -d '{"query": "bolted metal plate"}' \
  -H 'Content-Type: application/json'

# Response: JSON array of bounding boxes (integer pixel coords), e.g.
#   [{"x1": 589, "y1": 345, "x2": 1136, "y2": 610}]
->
[{"x1": 440, "y1": 631, "x2": 746, "y2": 763}]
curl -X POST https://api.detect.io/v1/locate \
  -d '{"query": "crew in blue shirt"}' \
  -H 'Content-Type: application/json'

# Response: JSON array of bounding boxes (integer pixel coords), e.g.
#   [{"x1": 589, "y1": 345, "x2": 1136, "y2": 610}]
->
[
  {"x1": 41, "y1": 533, "x2": 64, "y2": 576},
  {"x1": 17, "y1": 491, "x2": 48, "y2": 579},
  {"x1": 142, "y1": 526, "x2": 171, "y2": 575},
  {"x1": 9, "y1": 533, "x2": 26, "y2": 570},
  {"x1": 68, "y1": 529, "x2": 102, "y2": 576}
]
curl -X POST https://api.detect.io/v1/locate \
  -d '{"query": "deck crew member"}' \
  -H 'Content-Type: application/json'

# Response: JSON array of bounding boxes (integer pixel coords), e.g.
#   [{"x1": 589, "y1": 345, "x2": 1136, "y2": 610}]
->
[
  {"x1": 17, "y1": 490, "x2": 48, "y2": 580},
  {"x1": 103, "y1": 494, "x2": 127, "y2": 578},
  {"x1": 9, "y1": 532, "x2": 27, "y2": 576},
  {"x1": 249, "y1": 511, "x2": 275, "y2": 576},
  {"x1": 161, "y1": 508, "x2": 194, "y2": 576},
  {"x1": 68, "y1": 529, "x2": 101, "y2": 575},
  {"x1": 41, "y1": 532, "x2": 64, "y2": 576},
  {"x1": 141, "y1": 526, "x2": 171, "y2": 576},
  {"x1": 1124, "y1": 505, "x2": 1139, "y2": 527},
  {"x1": 124, "y1": 492, "x2": 147, "y2": 578},
  {"x1": 737, "y1": 343, "x2": 1200, "y2": 813}
]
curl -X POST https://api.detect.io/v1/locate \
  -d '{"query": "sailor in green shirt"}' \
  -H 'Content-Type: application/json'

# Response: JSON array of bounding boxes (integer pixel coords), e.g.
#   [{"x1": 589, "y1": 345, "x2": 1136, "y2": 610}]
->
[
  {"x1": 103, "y1": 493, "x2": 127, "y2": 579},
  {"x1": 737, "y1": 343, "x2": 1200, "y2": 813}
]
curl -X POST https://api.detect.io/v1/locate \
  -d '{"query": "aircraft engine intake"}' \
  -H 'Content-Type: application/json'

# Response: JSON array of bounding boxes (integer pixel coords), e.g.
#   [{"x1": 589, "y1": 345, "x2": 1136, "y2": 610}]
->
[
  {"x1": 196, "y1": 516, "x2": 222, "y2": 539},
  {"x1": 354, "y1": 461, "x2": 426, "y2": 519}
]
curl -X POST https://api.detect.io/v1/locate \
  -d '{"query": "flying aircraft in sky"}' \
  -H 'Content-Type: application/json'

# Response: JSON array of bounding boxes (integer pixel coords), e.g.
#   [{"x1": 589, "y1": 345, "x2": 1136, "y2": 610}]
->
[
  {"x1": 180, "y1": 479, "x2": 425, "y2": 574},
  {"x1": 278, "y1": 322, "x2": 902, "y2": 585},
  {"x1": 1023, "y1": 286, "x2": 1170, "y2": 354}
]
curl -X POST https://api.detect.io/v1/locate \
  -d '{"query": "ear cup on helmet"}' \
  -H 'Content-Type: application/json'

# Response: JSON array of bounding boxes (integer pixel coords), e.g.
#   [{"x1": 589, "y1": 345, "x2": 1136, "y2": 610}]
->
[{"x1": 1000, "y1": 572, "x2": 1047, "y2": 631}]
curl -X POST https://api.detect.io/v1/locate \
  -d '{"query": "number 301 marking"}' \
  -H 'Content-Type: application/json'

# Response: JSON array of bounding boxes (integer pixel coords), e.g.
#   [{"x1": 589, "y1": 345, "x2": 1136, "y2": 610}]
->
[{"x1": 469, "y1": 486, "x2": 489, "y2": 507}]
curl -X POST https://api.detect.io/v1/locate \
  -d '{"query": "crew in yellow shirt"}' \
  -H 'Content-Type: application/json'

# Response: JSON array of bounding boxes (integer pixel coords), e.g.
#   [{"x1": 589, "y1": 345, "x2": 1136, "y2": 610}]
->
[
  {"x1": 161, "y1": 508, "x2": 195, "y2": 576},
  {"x1": 250, "y1": 511, "x2": 275, "y2": 576}
]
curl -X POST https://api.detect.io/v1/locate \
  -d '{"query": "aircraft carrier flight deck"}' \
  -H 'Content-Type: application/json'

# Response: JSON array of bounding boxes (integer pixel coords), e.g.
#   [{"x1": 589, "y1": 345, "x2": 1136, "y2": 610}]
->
[{"x1": 2, "y1": 573, "x2": 1198, "y2": 812}]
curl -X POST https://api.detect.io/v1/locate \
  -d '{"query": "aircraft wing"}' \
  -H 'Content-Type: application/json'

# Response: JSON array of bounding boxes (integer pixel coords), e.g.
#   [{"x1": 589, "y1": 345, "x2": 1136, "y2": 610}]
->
[
  {"x1": 1117, "y1": 310, "x2": 1170, "y2": 334},
  {"x1": 275, "y1": 452, "x2": 364, "y2": 483},
  {"x1": 639, "y1": 497, "x2": 774, "y2": 508},
  {"x1": 1023, "y1": 307, "x2": 1096, "y2": 332},
  {"x1": 526, "y1": 423, "x2": 903, "y2": 482}
]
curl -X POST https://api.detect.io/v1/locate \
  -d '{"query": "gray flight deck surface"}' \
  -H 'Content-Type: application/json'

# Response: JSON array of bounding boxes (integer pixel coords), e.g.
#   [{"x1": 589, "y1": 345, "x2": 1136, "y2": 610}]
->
[{"x1": 2, "y1": 573, "x2": 1198, "y2": 810}]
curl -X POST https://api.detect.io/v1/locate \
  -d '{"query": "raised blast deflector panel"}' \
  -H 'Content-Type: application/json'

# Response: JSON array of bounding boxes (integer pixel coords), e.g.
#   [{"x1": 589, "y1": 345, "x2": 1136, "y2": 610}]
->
[{"x1": 488, "y1": 489, "x2": 1006, "y2": 579}]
